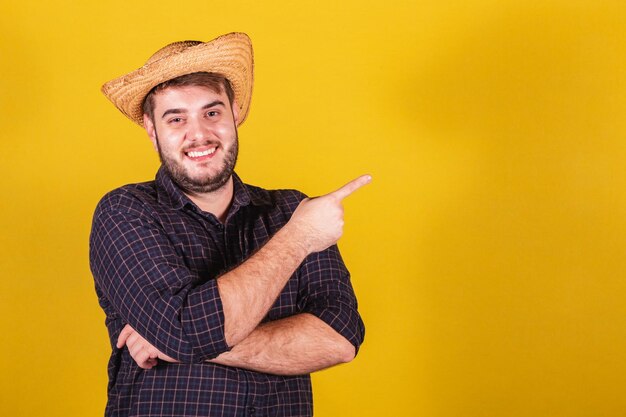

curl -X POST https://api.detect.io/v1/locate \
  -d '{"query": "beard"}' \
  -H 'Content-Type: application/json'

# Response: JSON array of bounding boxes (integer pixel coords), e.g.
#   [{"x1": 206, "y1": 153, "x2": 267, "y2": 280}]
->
[{"x1": 155, "y1": 131, "x2": 239, "y2": 195}]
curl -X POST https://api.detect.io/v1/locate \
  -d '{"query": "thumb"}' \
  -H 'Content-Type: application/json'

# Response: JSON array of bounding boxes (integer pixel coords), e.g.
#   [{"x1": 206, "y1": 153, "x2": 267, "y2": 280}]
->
[{"x1": 116, "y1": 324, "x2": 133, "y2": 349}]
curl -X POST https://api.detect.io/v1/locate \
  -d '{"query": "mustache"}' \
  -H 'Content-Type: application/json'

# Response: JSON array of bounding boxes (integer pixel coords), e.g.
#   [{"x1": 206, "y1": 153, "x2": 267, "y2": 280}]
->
[{"x1": 181, "y1": 141, "x2": 221, "y2": 152}]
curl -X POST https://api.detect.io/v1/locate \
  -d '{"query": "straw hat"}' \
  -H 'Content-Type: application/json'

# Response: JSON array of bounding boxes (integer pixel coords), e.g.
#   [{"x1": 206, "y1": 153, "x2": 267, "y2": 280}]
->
[{"x1": 101, "y1": 32, "x2": 253, "y2": 127}]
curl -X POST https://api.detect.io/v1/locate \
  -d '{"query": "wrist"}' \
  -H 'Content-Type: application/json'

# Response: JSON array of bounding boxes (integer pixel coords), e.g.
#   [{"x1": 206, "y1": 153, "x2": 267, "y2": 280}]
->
[{"x1": 277, "y1": 221, "x2": 312, "y2": 257}]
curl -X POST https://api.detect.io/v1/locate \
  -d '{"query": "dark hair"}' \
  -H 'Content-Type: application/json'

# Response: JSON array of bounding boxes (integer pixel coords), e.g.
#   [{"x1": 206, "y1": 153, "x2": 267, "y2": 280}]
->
[{"x1": 141, "y1": 72, "x2": 235, "y2": 121}]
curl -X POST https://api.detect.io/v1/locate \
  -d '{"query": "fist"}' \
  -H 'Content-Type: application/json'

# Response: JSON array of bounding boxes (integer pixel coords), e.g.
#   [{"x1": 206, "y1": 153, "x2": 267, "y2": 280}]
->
[{"x1": 117, "y1": 324, "x2": 178, "y2": 369}]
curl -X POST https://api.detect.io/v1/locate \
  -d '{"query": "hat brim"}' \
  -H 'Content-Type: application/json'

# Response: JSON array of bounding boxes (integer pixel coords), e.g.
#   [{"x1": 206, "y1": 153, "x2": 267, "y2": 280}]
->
[{"x1": 101, "y1": 32, "x2": 253, "y2": 127}]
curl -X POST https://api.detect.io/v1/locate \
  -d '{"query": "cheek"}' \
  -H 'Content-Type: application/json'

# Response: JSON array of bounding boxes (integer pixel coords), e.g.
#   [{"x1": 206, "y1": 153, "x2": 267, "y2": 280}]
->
[
  {"x1": 213, "y1": 123, "x2": 236, "y2": 137},
  {"x1": 157, "y1": 131, "x2": 185, "y2": 150}
]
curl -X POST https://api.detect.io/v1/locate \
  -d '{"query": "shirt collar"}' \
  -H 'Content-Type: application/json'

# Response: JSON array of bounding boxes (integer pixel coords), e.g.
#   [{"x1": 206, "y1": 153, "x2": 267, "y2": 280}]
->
[{"x1": 155, "y1": 166, "x2": 269, "y2": 213}]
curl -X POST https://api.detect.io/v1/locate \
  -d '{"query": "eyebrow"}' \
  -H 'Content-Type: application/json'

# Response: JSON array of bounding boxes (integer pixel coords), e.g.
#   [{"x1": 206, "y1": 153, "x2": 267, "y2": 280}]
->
[{"x1": 161, "y1": 100, "x2": 226, "y2": 119}]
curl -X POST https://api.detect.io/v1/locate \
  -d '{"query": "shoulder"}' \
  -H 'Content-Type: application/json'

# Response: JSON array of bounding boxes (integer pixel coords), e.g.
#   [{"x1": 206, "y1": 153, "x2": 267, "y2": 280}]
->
[
  {"x1": 242, "y1": 182, "x2": 307, "y2": 215},
  {"x1": 94, "y1": 180, "x2": 158, "y2": 218}
]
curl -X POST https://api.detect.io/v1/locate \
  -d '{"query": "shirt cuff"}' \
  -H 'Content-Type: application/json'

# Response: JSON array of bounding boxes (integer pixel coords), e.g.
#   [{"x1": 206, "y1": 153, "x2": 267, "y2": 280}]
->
[
  {"x1": 305, "y1": 298, "x2": 365, "y2": 355},
  {"x1": 180, "y1": 279, "x2": 230, "y2": 362}
]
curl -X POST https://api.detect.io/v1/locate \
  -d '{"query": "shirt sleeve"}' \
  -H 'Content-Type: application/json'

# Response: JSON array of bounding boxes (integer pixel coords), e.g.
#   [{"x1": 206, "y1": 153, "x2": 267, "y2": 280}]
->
[
  {"x1": 297, "y1": 244, "x2": 365, "y2": 355},
  {"x1": 89, "y1": 197, "x2": 230, "y2": 363}
]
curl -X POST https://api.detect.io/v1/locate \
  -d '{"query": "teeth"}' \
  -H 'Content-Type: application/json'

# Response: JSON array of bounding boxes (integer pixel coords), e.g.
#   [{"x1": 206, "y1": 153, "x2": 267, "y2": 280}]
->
[{"x1": 187, "y1": 148, "x2": 216, "y2": 158}]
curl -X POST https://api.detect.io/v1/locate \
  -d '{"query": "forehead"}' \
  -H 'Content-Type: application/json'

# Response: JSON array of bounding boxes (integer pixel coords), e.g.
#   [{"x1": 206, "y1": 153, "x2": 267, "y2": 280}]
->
[{"x1": 152, "y1": 85, "x2": 227, "y2": 108}]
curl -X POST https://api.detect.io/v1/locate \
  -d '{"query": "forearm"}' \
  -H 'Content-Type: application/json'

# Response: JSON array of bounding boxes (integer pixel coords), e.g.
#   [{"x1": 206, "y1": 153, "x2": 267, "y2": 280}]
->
[
  {"x1": 208, "y1": 313, "x2": 356, "y2": 375},
  {"x1": 217, "y1": 174, "x2": 371, "y2": 348},
  {"x1": 217, "y1": 224, "x2": 309, "y2": 347}
]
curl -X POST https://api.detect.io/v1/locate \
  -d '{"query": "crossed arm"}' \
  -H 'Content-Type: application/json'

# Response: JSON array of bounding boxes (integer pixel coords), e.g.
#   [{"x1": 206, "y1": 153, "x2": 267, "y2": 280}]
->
[
  {"x1": 95, "y1": 175, "x2": 370, "y2": 373},
  {"x1": 118, "y1": 312, "x2": 356, "y2": 374}
]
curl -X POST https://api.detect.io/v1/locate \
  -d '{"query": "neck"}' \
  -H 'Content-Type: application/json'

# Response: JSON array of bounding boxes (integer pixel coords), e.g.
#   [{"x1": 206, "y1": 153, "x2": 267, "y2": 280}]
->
[{"x1": 185, "y1": 176, "x2": 234, "y2": 223}]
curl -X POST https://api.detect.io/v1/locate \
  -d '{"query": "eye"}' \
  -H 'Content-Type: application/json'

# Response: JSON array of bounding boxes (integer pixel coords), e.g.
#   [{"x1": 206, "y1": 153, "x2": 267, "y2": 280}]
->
[
  {"x1": 207, "y1": 110, "x2": 219, "y2": 117},
  {"x1": 167, "y1": 117, "x2": 184, "y2": 124}
]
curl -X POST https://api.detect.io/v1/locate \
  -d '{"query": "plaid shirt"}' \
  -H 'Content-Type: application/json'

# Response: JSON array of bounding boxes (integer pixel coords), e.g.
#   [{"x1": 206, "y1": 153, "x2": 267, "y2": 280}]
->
[{"x1": 89, "y1": 167, "x2": 365, "y2": 417}]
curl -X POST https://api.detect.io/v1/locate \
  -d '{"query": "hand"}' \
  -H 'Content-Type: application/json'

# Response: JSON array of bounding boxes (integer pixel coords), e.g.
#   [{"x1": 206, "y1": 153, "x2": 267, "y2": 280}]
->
[
  {"x1": 287, "y1": 174, "x2": 372, "y2": 254},
  {"x1": 116, "y1": 324, "x2": 178, "y2": 369}
]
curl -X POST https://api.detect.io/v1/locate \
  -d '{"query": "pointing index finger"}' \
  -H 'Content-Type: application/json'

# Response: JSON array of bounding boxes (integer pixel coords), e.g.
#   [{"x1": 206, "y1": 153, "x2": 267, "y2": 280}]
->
[{"x1": 330, "y1": 174, "x2": 372, "y2": 200}]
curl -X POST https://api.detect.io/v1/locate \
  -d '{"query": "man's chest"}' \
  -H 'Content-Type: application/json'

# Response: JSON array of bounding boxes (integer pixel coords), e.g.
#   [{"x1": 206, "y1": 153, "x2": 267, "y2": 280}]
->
[{"x1": 157, "y1": 206, "x2": 301, "y2": 320}]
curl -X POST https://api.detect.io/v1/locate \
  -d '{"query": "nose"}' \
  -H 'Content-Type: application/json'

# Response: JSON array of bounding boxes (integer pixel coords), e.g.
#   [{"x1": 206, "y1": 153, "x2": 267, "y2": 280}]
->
[{"x1": 187, "y1": 116, "x2": 211, "y2": 142}]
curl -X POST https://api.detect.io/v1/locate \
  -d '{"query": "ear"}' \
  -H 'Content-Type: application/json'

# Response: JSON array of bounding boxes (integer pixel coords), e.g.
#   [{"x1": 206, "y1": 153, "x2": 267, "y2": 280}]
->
[
  {"x1": 231, "y1": 100, "x2": 240, "y2": 125},
  {"x1": 143, "y1": 114, "x2": 159, "y2": 152}
]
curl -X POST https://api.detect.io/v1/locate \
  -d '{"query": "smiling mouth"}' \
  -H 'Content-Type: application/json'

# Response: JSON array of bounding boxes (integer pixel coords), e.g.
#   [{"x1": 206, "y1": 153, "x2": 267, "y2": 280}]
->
[{"x1": 185, "y1": 146, "x2": 217, "y2": 160}]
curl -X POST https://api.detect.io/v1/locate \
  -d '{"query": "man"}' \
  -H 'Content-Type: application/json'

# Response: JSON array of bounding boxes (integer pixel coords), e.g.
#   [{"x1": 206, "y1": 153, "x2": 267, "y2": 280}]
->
[{"x1": 90, "y1": 32, "x2": 369, "y2": 417}]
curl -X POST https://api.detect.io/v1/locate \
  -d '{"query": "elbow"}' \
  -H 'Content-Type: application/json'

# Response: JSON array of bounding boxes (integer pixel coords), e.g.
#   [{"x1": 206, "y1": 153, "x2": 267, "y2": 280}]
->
[
  {"x1": 335, "y1": 336, "x2": 357, "y2": 364},
  {"x1": 337, "y1": 322, "x2": 364, "y2": 364},
  {"x1": 340, "y1": 346, "x2": 356, "y2": 364}
]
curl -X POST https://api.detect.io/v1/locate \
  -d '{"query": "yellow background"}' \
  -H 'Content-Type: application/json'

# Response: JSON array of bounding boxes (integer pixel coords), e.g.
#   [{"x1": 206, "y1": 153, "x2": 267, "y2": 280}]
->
[{"x1": 1, "y1": 1, "x2": 626, "y2": 416}]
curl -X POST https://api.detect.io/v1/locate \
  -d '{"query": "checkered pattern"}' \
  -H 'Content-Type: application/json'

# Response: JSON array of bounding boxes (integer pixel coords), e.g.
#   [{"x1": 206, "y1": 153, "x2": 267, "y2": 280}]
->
[{"x1": 89, "y1": 168, "x2": 365, "y2": 417}]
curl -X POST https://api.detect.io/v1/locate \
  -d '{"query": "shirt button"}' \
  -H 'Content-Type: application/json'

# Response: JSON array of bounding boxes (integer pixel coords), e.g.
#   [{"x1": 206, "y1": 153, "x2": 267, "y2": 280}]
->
[{"x1": 248, "y1": 407, "x2": 256, "y2": 414}]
